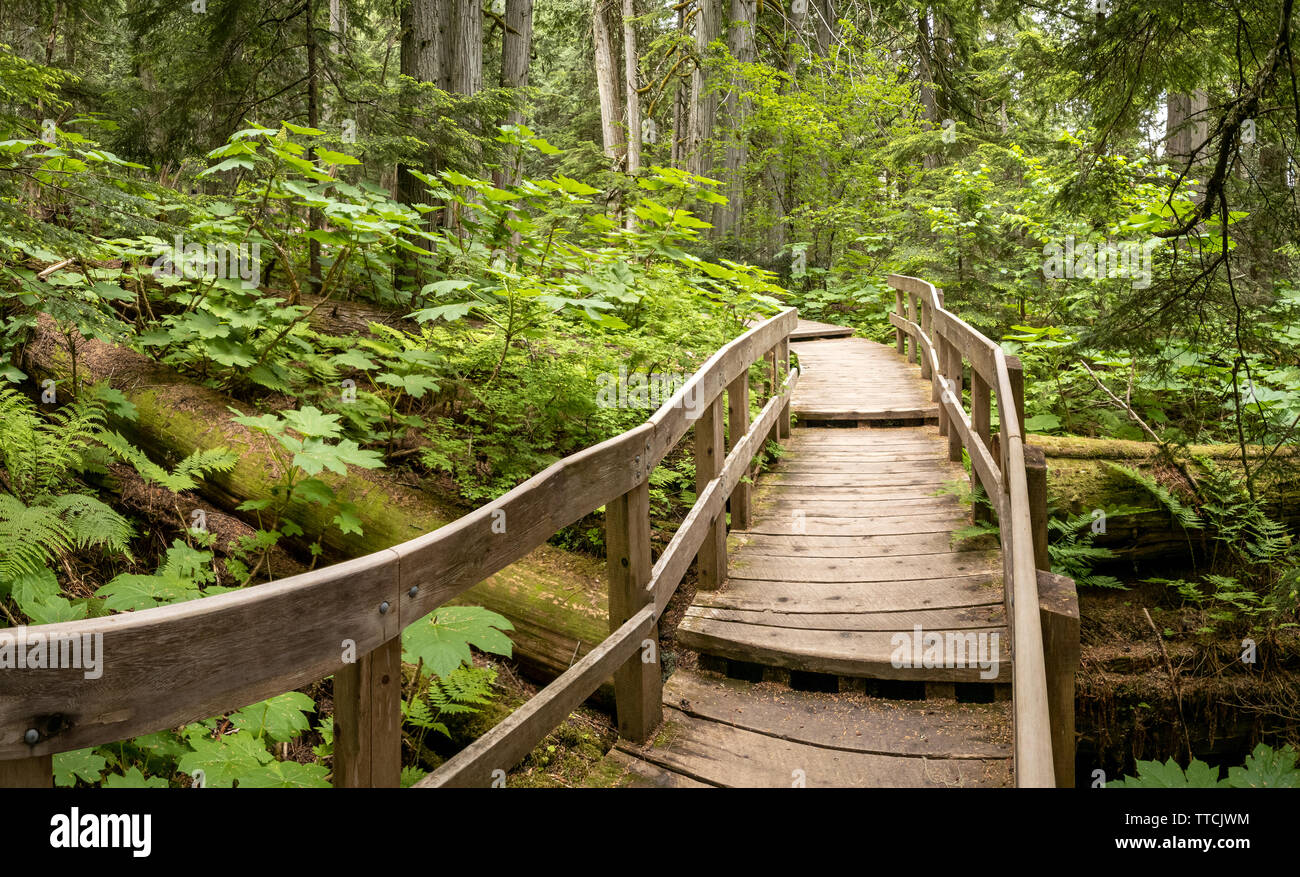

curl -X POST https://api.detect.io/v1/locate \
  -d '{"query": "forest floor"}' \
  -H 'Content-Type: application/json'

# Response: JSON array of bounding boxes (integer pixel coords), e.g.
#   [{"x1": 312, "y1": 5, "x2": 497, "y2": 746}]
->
[{"x1": 1077, "y1": 576, "x2": 1300, "y2": 783}]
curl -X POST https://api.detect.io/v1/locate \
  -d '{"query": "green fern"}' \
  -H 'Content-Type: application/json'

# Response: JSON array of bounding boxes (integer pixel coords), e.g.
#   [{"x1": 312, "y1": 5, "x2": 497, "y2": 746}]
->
[
  {"x1": 1048, "y1": 512, "x2": 1124, "y2": 589},
  {"x1": 1103, "y1": 462, "x2": 1203, "y2": 531},
  {"x1": 0, "y1": 492, "x2": 132, "y2": 584},
  {"x1": 100, "y1": 430, "x2": 239, "y2": 493}
]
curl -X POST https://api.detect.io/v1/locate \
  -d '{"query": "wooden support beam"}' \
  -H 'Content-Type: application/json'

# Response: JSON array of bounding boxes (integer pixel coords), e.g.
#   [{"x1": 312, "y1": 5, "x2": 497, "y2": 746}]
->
[
  {"x1": 907, "y1": 292, "x2": 920, "y2": 366},
  {"x1": 945, "y1": 338, "x2": 963, "y2": 463},
  {"x1": 1024, "y1": 445, "x2": 1050, "y2": 570},
  {"x1": 1038, "y1": 569, "x2": 1080, "y2": 789},
  {"x1": 606, "y1": 479, "x2": 661, "y2": 743},
  {"x1": 0, "y1": 754, "x2": 52, "y2": 788},
  {"x1": 777, "y1": 336, "x2": 791, "y2": 439},
  {"x1": 333, "y1": 636, "x2": 402, "y2": 788},
  {"x1": 694, "y1": 395, "x2": 727, "y2": 590},
  {"x1": 971, "y1": 370, "x2": 992, "y2": 523},
  {"x1": 726, "y1": 371, "x2": 752, "y2": 530},
  {"x1": 1004, "y1": 354, "x2": 1026, "y2": 438},
  {"x1": 765, "y1": 348, "x2": 779, "y2": 445},
  {"x1": 895, "y1": 289, "x2": 906, "y2": 353},
  {"x1": 919, "y1": 296, "x2": 933, "y2": 380},
  {"x1": 935, "y1": 332, "x2": 949, "y2": 438}
]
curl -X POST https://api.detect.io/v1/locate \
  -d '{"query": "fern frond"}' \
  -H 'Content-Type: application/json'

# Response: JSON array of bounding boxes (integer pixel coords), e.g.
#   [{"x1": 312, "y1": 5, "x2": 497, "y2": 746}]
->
[
  {"x1": 48, "y1": 493, "x2": 134, "y2": 554},
  {"x1": 0, "y1": 493, "x2": 69, "y2": 581},
  {"x1": 1103, "y1": 462, "x2": 1203, "y2": 531},
  {"x1": 102, "y1": 430, "x2": 240, "y2": 493}
]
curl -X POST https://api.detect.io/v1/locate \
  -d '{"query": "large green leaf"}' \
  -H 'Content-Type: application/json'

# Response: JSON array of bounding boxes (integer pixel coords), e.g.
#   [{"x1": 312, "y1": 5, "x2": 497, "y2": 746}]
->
[{"x1": 402, "y1": 606, "x2": 514, "y2": 678}]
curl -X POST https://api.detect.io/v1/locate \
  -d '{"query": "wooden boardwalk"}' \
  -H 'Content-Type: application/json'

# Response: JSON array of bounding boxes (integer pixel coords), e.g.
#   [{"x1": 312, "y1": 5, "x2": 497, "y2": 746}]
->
[{"x1": 591, "y1": 322, "x2": 1015, "y2": 788}]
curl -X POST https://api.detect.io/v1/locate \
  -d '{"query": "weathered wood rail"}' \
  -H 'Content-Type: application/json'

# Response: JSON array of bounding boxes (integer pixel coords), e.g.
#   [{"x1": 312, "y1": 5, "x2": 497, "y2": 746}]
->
[
  {"x1": 888, "y1": 274, "x2": 1078, "y2": 787},
  {"x1": 0, "y1": 308, "x2": 800, "y2": 788}
]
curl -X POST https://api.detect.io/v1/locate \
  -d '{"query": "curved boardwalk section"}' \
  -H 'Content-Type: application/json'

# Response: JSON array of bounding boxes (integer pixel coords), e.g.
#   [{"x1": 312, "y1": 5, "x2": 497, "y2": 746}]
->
[{"x1": 592, "y1": 321, "x2": 1014, "y2": 788}]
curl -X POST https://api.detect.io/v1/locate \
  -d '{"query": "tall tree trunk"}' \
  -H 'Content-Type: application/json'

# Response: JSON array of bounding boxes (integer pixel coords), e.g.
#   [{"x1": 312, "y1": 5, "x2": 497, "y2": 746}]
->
[
  {"x1": 329, "y1": 0, "x2": 345, "y2": 52},
  {"x1": 687, "y1": 0, "x2": 723, "y2": 177},
  {"x1": 768, "y1": 0, "x2": 806, "y2": 257},
  {"x1": 500, "y1": 0, "x2": 534, "y2": 187},
  {"x1": 622, "y1": 0, "x2": 642, "y2": 176},
  {"x1": 593, "y1": 0, "x2": 623, "y2": 163},
  {"x1": 670, "y1": 3, "x2": 689, "y2": 167},
  {"x1": 501, "y1": 0, "x2": 533, "y2": 119},
  {"x1": 306, "y1": 0, "x2": 322, "y2": 298},
  {"x1": 398, "y1": 0, "x2": 446, "y2": 284},
  {"x1": 813, "y1": 0, "x2": 834, "y2": 56},
  {"x1": 714, "y1": 0, "x2": 755, "y2": 239},
  {"x1": 918, "y1": 10, "x2": 940, "y2": 170},
  {"x1": 448, "y1": 0, "x2": 483, "y2": 95}
]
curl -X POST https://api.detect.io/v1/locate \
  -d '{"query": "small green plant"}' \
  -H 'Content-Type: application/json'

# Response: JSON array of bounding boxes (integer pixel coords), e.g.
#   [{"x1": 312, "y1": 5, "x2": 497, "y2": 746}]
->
[
  {"x1": 1108, "y1": 743, "x2": 1300, "y2": 788},
  {"x1": 229, "y1": 405, "x2": 385, "y2": 577}
]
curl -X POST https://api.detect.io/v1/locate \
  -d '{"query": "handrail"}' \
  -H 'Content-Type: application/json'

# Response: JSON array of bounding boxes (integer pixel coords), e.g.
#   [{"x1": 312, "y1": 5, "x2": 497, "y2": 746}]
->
[
  {"x1": 887, "y1": 274, "x2": 1056, "y2": 788},
  {"x1": 0, "y1": 306, "x2": 799, "y2": 787}
]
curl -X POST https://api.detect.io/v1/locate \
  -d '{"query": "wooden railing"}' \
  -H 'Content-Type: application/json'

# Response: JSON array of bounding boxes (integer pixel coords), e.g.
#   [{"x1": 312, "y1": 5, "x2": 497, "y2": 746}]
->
[
  {"x1": 887, "y1": 274, "x2": 1079, "y2": 788},
  {"x1": 0, "y1": 308, "x2": 799, "y2": 788}
]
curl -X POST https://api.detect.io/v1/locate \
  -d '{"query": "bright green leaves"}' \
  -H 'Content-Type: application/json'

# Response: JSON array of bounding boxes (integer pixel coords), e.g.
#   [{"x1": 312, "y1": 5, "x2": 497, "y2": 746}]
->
[
  {"x1": 97, "y1": 540, "x2": 216, "y2": 610},
  {"x1": 1108, "y1": 756, "x2": 1226, "y2": 788},
  {"x1": 103, "y1": 767, "x2": 170, "y2": 788},
  {"x1": 229, "y1": 691, "x2": 316, "y2": 743},
  {"x1": 177, "y1": 731, "x2": 274, "y2": 788},
  {"x1": 53, "y1": 748, "x2": 108, "y2": 787},
  {"x1": 402, "y1": 606, "x2": 514, "y2": 678},
  {"x1": 1108, "y1": 745, "x2": 1300, "y2": 788},
  {"x1": 226, "y1": 405, "x2": 384, "y2": 566}
]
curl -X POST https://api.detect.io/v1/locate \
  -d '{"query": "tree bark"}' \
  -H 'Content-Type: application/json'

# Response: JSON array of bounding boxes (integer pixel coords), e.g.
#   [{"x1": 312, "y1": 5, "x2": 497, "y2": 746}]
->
[
  {"x1": 622, "y1": 0, "x2": 642, "y2": 176},
  {"x1": 813, "y1": 0, "x2": 834, "y2": 56},
  {"x1": 501, "y1": 0, "x2": 534, "y2": 119},
  {"x1": 687, "y1": 0, "x2": 723, "y2": 177},
  {"x1": 714, "y1": 0, "x2": 755, "y2": 238},
  {"x1": 306, "y1": 0, "x2": 323, "y2": 299},
  {"x1": 593, "y1": 0, "x2": 624, "y2": 163},
  {"x1": 447, "y1": 0, "x2": 483, "y2": 96}
]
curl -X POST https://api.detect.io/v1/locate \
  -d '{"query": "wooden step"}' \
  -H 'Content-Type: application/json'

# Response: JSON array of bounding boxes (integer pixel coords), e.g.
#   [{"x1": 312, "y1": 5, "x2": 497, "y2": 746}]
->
[
  {"x1": 677, "y1": 614, "x2": 1011, "y2": 682},
  {"x1": 604, "y1": 672, "x2": 1013, "y2": 788}
]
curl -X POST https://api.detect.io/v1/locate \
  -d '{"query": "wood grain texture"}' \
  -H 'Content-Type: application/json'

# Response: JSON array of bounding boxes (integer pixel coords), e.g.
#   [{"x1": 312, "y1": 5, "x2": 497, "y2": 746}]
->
[{"x1": 0, "y1": 549, "x2": 401, "y2": 759}]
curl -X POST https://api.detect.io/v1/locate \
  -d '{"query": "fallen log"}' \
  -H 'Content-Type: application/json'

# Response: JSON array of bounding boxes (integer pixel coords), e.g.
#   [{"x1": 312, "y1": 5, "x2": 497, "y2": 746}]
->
[
  {"x1": 23, "y1": 318, "x2": 610, "y2": 684},
  {"x1": 1033, "y1": 435, "x2": 1300, "y2": 565}
]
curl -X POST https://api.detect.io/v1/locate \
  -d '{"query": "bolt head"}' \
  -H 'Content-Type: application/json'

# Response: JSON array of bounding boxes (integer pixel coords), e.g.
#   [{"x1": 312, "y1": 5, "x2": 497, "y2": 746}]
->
[
  {"x1": 24, "y1": 729, "x2": 39, "y2": 745},
  {"x1": 379, "y1": 601, "x2": 390, "y2": 615},
  {"x1": 408, "y1": 586, "x2": 419, "y2": 598}
]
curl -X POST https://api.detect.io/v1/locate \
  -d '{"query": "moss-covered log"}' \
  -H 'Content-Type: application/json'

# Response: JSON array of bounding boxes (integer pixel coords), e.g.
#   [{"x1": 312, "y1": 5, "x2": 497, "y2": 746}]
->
[
  {"x1": 24, "y1": 319, "x2": 610, "y2": 683},
  {"x1": 1032, "y1": 435, "x2": 1300, "y2": 564}
]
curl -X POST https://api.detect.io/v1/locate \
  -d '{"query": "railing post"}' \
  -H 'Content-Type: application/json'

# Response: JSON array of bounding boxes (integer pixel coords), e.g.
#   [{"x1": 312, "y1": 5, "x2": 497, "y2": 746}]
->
[
  {"x1": 1038, "y1": 569, "x2": 1080, "y2": 788},
  {"x1": 606, "y1": 478, "x2": 661, "y2": 742},
  {"x1": 727, "y1": 371, "x2": 752, "y2": 531},
  {"x1": 0, "y1": 754, "x2": 53, "y2": 788},
  {"x1": 944, "y1": 339, "x2": 963, "y2": 463},
  {"x1": 894, "y1": 289, "x2": 906, "y2": 354},
  {"x1": 919, "y1": 296, "x2": 933, "y2": 380},
  {"x1": 777, "y1": 336, "x2": 791, "y2": 439},
  {"x1": 934, "y1": 329, "x2": 949, "y2": 437},
  {"x1": 1004, "y1": 354, "x2": 1027, "y2": 438},
  {"x1": 1025, "y1": 445, "x2": 1050, "y2": 569},
  {"x1": 765, "y1": 347, "x2": 779, "y2": 446},
  {"x1": 695, "y1": 393, "x2": 727, "y2": 590},
  {"x1": 907, "y1": 292, "x2": 920, "y2": 366},
  {"x1": 333, "y1": 636, "x2": 403, "y2": 788},
  {"x1": 971, "y1": 370, "x2": 992, "y2": 523}
]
